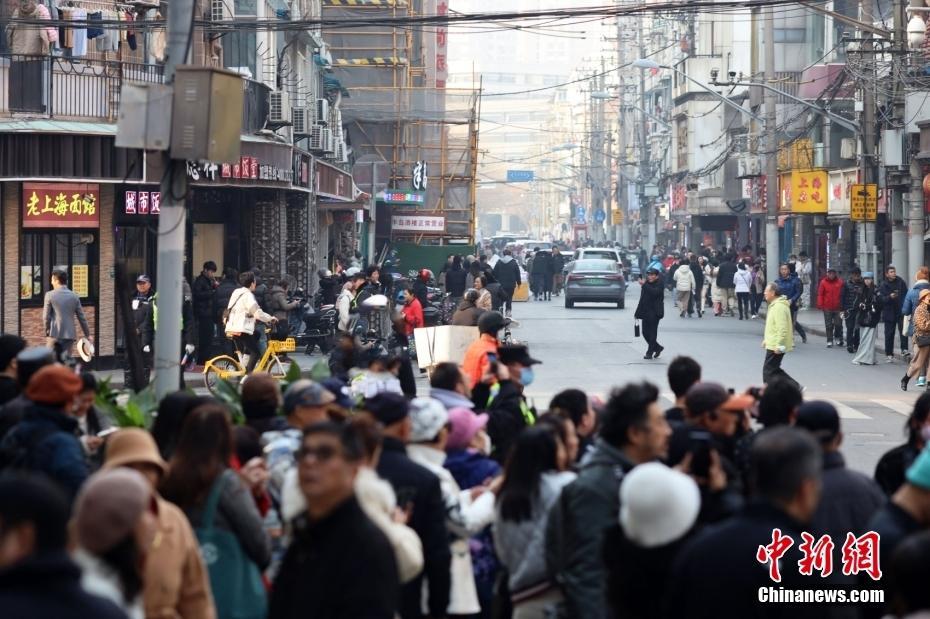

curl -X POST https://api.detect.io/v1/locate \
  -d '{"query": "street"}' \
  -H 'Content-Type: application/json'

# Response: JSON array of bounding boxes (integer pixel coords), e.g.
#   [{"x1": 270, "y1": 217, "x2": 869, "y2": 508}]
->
[{"x1": 517, "y1": 281, "x2": 921, "y2": 476}]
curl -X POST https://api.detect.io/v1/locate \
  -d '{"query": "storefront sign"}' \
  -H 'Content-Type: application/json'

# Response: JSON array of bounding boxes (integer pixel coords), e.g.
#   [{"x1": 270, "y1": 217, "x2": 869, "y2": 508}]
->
[
  {"x1": 778, "y1": 173, "x2": 792, "y2": 213},
  {"x1": 23, "y1": 183, "x2": 99, "y2": 228},
  {"x1": 186, "y1": 156, "x2": 293, "y2": 184},
  {"x1": 316, "y1": 160, "x2": 353, "y2": 201},
  {"x1": 671, "y1": 184, "x2": 687, "y2": 212},
  {"x1": 71, "y1": 264, "x2": 89, "y2": 297},
  {"x1": 125, "y1": 191, "x2": 162, "y2": 215},
  {"x1": 391, "y1": 213, "x2": 446, "y2": 233},
  {"x1": 749, "y1": 176, "x2": 767, "y2": 214},
  {"x1": 435, "y1": 0, "x2": 448, "y2": 88},
  {"x1": 828, "y1": 169, "x2": 857, "y2": 216},
  {"x1": 850, "y1": 183, "x2": 878, "y2": 221},
  {"x1": 412, "y1": 161, "x2": 428, "y2": 191},
  {"x1": 790, "y1": 170, "x2": 828, "y2": 213},
  {"x1": 382, "y1": 190, "x2": 425, "y2": 205}
]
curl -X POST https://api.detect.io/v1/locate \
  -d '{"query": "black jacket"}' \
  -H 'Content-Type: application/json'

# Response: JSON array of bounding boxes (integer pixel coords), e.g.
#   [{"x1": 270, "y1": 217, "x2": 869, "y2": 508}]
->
[
  {"x1": 445, "y1": 266, "x2": 468, "y2": 297},
  {"x1": 546, "y1": 439, "x2": 635, "y2": 619},
  {"x1": 552, "y1": 252, "x2": 566, "y2": 274},
  {"x1": 634, "y1": 279, "x2": 665, "y2": 321},
  {"x1": 376, "y1": 437, "x2": 451, "y2": 619},
  {"x1": 0, "y1": 551, "x2": 128, "y2": 619},
  {"x1": 666, "y1": 423, "x2": 744, "y2": 525},
  {"x1": 0, "y1": 376, "x2": 19, "y2": 407},
  {"x1": 492, "y1": 257, "x2": 521, "y2": 289},
  {"x1": 877, "y1": 276, "x2": 908, "y2": 322},
  {"x1": 191, "y1": 272, "x2": 216, "y2": 319},
  {"x1": 270, "y1": 496, "x2": 399, "y2": 619},
  {"x1": 531, "y1": 251, "x2": 554, "y2": 277},
  {"x1": 811, "y1": 451, "x2": 885, "y2": 541},
  {"x1": 842, "y1": 277, "x2": 864, "y2": 312},
  {"x1": 472, "y1": 379, "x2": 534, "y2": 463},
  {"x1": 131, "y1": 291, "x2": 155, "y2": 348},
  {"x1": 0, "y1": 393, "x2": 29, "y2": 441},
  {"x1": 667, "y1": 501, "x2": 836, "y2": 619},
  {"x1": 874, "y1": 441, "x2": 921, "y2": 496},
  {"x1": 214, "y1": 277, "x2": 239, "y2": 323},
  {"x1": 716, "y1": 260, "x2": 738, "y2": 290},
  {"x1": 690, "y1": 261, "x2": 705, "y2": 290},
  {"x1": 855, "y1": 286, "x2": 882, "y2": 328}
]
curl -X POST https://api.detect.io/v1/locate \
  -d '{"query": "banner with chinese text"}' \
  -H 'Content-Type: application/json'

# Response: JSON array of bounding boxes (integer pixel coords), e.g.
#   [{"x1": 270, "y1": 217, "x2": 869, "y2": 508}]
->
[
  {"x1": 789, "y1": 170, "x2": 828, "y2": 213},
  {"x1": 23, "y1": 183, "x2": 100, "y2": 228},
  {"x1": 391, "y1": 214, "x2": 446, "y2": 233}
]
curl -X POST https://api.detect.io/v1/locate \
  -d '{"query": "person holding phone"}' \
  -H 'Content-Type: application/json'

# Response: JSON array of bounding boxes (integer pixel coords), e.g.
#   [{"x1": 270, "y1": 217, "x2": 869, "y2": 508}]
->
[{"x1": 70, "y1": 373, "x2": 112, "y2": 469}]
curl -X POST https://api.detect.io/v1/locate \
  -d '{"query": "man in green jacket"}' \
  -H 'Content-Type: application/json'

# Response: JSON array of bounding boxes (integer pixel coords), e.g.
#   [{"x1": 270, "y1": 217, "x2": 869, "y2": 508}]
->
[{"x1": 762, "y1": 282, "x2": 800, "y2": 390}]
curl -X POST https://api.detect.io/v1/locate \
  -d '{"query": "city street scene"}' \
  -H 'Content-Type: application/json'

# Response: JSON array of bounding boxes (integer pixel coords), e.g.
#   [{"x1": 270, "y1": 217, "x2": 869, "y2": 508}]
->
[{"x1": 5, "y1": 0, "x2": 930, "y2": 618}]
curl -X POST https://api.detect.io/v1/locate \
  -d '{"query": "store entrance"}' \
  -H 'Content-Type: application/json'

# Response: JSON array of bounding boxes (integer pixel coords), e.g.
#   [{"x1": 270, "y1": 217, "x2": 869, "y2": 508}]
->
[{"x1": 113, "y1": 224, "x2": 157, "y2": 351}]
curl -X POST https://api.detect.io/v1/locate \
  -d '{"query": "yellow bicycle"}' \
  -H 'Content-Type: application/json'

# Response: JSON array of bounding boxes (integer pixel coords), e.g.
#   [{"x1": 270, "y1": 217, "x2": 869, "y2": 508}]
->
[{"x1": 203, "y1": 337, "x2": 297, "y2": 394}]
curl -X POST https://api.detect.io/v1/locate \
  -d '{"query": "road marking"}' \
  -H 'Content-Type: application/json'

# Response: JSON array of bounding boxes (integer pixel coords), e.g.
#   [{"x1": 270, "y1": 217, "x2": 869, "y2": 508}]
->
[
  {"x1": 870, "y1": 399, "x2": 913, "y2": 416},
  {"x1": 823, "y1": 399, "x2": 871, "y2": 420}
]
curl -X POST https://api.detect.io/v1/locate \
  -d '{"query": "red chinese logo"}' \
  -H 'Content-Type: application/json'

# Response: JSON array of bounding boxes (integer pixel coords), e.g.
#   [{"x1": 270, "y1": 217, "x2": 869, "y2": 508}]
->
[
  {"x1": 841, "y1": 532, "x2": 882, "y2": 581},
  {"x1": 756, "y1": 528, "x2": 794, "y2": 582},
  {"x1": 757, "y1": 530, "x2": 882, "y2": 581}
]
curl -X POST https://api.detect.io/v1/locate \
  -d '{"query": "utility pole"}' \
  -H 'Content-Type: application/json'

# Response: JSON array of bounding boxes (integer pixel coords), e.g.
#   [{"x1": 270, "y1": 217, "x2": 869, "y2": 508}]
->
[
  {"x1": 763, "y1": 5, "x2": 779, "y2": 285},
  {"x1": 617, "y1": 15, "x2": 628, "y2": 246},
  {"x1": 890, "y1": 0, "x2": 908, "y2": 277},
  {"x1": 153, "y1": 0, "x2": 192, "y2": 398},
  {"x1": 598, "y1": 62, "x2": 608, "y2": 243},
  {"x1": 639, "y1": 21, "x2": 654, "y2": 251},
  {"x1": 860, "y1": 0, "x2": 878, "y2": 277}
]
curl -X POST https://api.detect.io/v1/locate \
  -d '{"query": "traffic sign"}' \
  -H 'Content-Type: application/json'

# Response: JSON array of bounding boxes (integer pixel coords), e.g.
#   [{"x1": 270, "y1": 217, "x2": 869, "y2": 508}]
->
[
  {"x1": 612, "y1": 209, "x2": 623, "y2": 225},
  {"x1": 850, "y1": 184, "x2": 877, "y2": 221},
  {"x1": 506, "y1": 170, "x2": 535, "y2": 183},
  {"x1": 575, "y1": 205, "x2": 587, "y2": 225},
  {"x1": 594, "y1": 208, "x2": 606, "y2": 224}
]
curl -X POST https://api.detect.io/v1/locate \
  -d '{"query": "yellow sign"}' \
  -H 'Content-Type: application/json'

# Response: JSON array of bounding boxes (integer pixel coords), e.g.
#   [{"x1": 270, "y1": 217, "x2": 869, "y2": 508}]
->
[
  {"x1": 790, "y1": 170, "x2": 828, "y2": 213},
  {"x1": 791, "y1": 138, "x2": 815, "y2": 170},
  {"x1": 850, "y1": 184, "x2": 878, "y2": 221},
  {"x1": 71, "y1": 265, "x2": 89, "y2": 297},
  {"x1": 612, "y1": 209, "x2": 623, "y2": 225}
]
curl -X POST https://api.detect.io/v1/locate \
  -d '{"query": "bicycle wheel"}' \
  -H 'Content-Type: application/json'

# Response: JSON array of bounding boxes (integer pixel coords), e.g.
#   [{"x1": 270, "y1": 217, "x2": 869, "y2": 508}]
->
[
  {"x1": 267, "y1": 354, "x2": 294, "y2": 380},
  {"x1": 203, "y1": 356, "x2": 245, "y2": 394}
]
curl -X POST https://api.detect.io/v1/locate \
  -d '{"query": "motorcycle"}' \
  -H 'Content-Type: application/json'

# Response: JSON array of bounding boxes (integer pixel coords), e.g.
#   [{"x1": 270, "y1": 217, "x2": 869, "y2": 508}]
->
[{"x1": 297, "y1": 298, "x2": 338, "y2": 355}]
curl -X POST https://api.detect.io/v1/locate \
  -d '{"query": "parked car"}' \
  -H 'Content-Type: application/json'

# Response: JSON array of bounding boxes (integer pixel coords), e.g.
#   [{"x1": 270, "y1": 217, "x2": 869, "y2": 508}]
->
[{"x1": 564, "y1": 259, "x2": 627, "y2": 309}]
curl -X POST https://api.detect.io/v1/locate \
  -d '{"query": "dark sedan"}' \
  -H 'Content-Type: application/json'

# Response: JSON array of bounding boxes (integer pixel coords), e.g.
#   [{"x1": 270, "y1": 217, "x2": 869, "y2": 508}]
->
[{"x1": 564, "y1": 259, "x2": 627, "y2": 309}]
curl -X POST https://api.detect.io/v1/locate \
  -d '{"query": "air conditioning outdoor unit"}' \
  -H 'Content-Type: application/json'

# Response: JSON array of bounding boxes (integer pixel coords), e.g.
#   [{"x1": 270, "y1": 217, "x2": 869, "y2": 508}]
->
[
  {"x1": 292, "y1": 107, "x2": 312, "y2": 135},
  {"x1": 269, "y1": 90, "x2": 291, "y2": 124},
  {"x1": 316, "y1": 98, "x2": 330, "y2": 125},
  {"x1": 840, "y1": 137, "x2": 857, "y2": 159},
  {"x1": 322, "y1": 128, "x2": 335, "y2": 154},
  {"x1": 338, "y1": 141, "x2": 349, "y2": 163},
  {"x1": 308, "y1": 125, "x2": 325, "y2": 151}
]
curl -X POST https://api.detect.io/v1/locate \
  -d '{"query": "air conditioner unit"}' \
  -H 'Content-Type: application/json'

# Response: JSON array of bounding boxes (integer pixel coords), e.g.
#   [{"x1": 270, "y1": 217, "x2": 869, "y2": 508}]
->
[
  {"x1": 308, "y1": 125, "x2": 325, "y2": 151},
  {"x1": 292, "y1": 107, "x2": 312, "y2": 135},
  {"x1": 339, "y1": 141, "x2": 349, "y2": 163},
  {"x1": 211, "y1": 0, "x2": 233, "y2": 21},
  {"x1": 737, "y1": 154, "x2": 761, "y2": 178},
  {"x1": 268, "y1": 90, "x2": 291, "y2": 125},
  {"x1": 315, "y1": 98, "x2": 330, "y2": 125},
  {"x1": 322, "y1": 128, "x2": 335, "y2": 154},
  {"x1": 840, "y1": 137, "x2": 857, "y2": 159}
]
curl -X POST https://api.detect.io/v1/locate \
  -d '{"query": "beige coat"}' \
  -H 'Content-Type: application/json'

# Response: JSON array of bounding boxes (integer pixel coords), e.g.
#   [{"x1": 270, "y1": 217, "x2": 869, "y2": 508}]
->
[
  {"x1": 144, "y1": 496, "x2": 216, "y2": 619},
  {"x1": 6, "y1": 2, "x2": 51, "y2": 55}
]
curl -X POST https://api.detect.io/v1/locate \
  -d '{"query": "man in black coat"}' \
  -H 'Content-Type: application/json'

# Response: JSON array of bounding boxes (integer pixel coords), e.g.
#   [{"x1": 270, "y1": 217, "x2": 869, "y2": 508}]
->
[
  {"x1": 491, "y1": 250, "x2": 521, "y2": 314},
  {"x1": 877, "y1": 265, "x2": 909, "y2": 361},
  {"x1": 191, "y1": 261, "x2": 218, "y2": 363},
  {"x1": 213, "y1": 267, "x2": 239, "y2": 354},
  {"x1": 716, "y1": 253, "x2": 738, "y2": 316},
  {"x1": 366, "y1": 393, "x2": 451, "y2": 619},
  {"x1": 842, "y1": 267, "x2": 864, "y2": 353},
  {"x1": 0, "y1": 474, "x2": 128, "y2": 619},
  {"x1": 667, "y1": 427, "x2": 830, "y2": 619},
  {"x1": 530, "y1": 247, "x2": 554, "y2": 301},
  {"x1": 270, "y1": 422, "x2": 399, "y2": 619},
  {"x1": 635, "y1": 268, "x2": 665, "y2": 359}
]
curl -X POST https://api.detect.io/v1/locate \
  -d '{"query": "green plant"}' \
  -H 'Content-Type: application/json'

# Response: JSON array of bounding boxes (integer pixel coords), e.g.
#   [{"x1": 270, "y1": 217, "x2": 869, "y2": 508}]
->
[
  {"x1": 211, "y1": 377, "x2": 245, "y2": 424},
  {"x1": 94, "y1": 377, "x2": 158, "y2": 429},
  {"x1": 309, "y1": 358, "x2": 331, "y2": 382},
  {"x1": 280, "y1": 360, "x2": 303, "y2": 392}
]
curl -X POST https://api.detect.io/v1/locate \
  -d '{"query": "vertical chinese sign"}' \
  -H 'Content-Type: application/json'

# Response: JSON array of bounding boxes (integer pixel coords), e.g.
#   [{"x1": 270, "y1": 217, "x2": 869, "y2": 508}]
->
[
  {"x1": 22, "y1": 183, "x2": 100, "y2": 228},
  {"x1": 436, "y1": 0, "x2": 448, "y2": 88}
]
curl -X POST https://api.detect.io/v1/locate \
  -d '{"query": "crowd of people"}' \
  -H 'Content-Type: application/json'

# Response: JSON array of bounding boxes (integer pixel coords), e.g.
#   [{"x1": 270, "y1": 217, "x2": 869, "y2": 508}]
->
[{"x1": 4, "y1": 300, "x2": 930, "y2": 618}]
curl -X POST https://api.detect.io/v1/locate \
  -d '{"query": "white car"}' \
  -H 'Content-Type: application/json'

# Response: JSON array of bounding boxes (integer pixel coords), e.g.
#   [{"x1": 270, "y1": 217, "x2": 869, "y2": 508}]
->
[{"x1": 563, "y1": 247, "x2": 623, "y2": 274}]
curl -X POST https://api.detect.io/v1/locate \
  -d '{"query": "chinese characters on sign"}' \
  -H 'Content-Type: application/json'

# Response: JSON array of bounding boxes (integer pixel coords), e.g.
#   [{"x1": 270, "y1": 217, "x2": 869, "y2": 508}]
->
[
  {"x1": 22, "y1": 183, "x2": 100, "y2": 229},
  {"x1": 756, "y1": 529, "x2": 882, "y2": 582},
  {"x1": 382, "y1": 191, "x2": 425, "y2": 205},
  {"x1": 125, "y1": 191, "x2": 162, "y2": 215},
  {"x1": 790, "y1": 170, "x2": 828, "y2": 213},
  {"x1": 850, "y1": 184, "x2": 878, "y2": 221},
  {"x1": 391, "y1": 214, "x2": 446, "y2": 233},
  {"x1": 435, "y1": 0, "x2": 448, "y2": 88},
  {"x1": 186, "y1": 157, "x2": 294, "y2": 184},
  {"x1": 71, "y1": 264, "x2": 89, "y2": 297}
]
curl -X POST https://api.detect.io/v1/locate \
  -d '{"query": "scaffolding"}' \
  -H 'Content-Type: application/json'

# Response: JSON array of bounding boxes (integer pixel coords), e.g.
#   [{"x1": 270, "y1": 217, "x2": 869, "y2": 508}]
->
[{"x1": 321, "y1": 0, "x2": 479, "y2": 243}]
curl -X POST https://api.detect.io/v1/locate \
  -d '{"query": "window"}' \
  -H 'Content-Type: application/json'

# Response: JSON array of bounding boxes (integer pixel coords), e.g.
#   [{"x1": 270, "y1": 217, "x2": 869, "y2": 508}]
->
[
  {"x1": 19, "y1": 231, "x2": 98, "y2": 303},
  {"x1": 774, "y1": 28, "x2": 806, "y2": 43}
]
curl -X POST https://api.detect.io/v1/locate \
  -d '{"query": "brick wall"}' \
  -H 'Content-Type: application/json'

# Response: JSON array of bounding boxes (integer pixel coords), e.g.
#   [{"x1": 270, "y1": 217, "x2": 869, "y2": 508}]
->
[
  {"x1": 98, "y1": 186, "x2": 115, "y2": 356},
  {"x1": 20, "y1": 306, "x2": 97, "y2": 351},
  {"x1": 2, "y1": 183, "x2": 19, "y2": 335}
]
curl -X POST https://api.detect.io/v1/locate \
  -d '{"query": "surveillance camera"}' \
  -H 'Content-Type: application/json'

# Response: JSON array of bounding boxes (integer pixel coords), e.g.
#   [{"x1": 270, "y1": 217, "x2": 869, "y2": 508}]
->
[
  {"x1": 728, "y1": 70, "x2": 736, "y2": 78},
  {"x1": 710, "y1": 68, "x2": 719, "y2": 80}
]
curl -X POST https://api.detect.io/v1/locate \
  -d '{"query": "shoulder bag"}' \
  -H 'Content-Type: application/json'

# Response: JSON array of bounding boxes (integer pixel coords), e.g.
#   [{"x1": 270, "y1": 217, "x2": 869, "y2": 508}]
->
[{"x1": 194, "y1": 472, "x2": 267, "y2": 619}]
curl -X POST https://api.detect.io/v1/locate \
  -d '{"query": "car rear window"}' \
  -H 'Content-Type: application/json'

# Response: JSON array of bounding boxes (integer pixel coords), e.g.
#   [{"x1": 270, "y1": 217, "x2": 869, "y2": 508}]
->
[
  {"x1": 582, "y1": 250, "x2": 618, "y2": 261},
  {"x1": 574, "y1": 260, "x2": 618, "y2": 272}
]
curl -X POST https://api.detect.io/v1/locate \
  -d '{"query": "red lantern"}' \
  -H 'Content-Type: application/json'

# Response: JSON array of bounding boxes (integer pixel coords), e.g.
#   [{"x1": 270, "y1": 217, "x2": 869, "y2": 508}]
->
[{"x1": 923, "y1": 173, "x2": 930, "y2": 195}]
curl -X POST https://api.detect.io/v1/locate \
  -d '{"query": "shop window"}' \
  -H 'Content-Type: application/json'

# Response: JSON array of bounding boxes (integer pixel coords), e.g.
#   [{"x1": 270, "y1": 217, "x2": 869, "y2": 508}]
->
[{"x1": 19, "y1": 231, "x2": 98, "y2": 303}]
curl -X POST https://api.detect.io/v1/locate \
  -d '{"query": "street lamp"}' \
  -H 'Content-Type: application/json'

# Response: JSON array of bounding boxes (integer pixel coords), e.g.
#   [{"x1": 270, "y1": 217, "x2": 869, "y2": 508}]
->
[{"x1": 631, "y1": 58, "x2": 766, "y2": 124}]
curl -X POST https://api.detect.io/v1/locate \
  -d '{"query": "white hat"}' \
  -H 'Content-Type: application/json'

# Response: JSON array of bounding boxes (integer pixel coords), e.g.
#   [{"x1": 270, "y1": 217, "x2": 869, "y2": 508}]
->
[
  {"x1": 619, "y1": 462, "x2": 700, "y2": 548},
  {"x1": 345, "y1": 266, "x2": 361, "y2": 277},
  {"x1": 409, "y1": 397, "x2": 449, "y2": 443},
  {"x1": 77, "y1": 337, "x2": 95, "y2": 363}
]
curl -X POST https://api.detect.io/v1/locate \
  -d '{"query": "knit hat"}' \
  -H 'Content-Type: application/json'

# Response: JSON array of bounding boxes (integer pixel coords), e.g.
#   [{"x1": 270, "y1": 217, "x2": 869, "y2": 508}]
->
[
  {"x1": 619, "y1": 462, "x2": 700, "y2": 548},
  {"x1": 102, "y1": 428, "x2": 167, "y2": 475},
  {"x1": 283, "y1": 379, "x2": 335, "y2": 414},
  {"x1": 73, "y1": 468, "x2": 154, "y2": 555},
  {"x1": 25, "y1": 364, "x2": 82, "y2": 406},
  {"x1": 906, "y1": 445, "x2": 930, "y2": 490},
  {"x1": 409, "y1": 397, "x2": 449, "y2": 443},
  {"x1": 446, "y1": 407, "x2": 488, "y2": 451},
  {"x1": 241, "y1": 372, "x2": 282, "y2": 419},
  {"x1": 364, "y1": 392, "x2": 409, "y2": 426}
]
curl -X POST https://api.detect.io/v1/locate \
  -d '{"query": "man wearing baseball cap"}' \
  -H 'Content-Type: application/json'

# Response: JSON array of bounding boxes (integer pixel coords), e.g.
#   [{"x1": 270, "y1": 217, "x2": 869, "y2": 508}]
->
[
  {"x1": 0, "y1": 365, "x2": 87, "y2": 498},
  {"x1": 127, "y1": 274, "x2": 155, "y2": 390}
]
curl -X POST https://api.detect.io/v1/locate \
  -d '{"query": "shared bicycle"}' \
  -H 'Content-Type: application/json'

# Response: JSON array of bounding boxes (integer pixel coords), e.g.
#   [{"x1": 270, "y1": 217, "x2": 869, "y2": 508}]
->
[{"x1": 202, "y1": 337, "x2": 297, "y2": 394}]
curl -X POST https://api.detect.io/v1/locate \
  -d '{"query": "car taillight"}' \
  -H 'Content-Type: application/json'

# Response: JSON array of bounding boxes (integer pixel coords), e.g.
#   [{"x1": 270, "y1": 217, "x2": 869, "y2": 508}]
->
[
  {"x1": 604, "y1": 274, "x2": 623, "y2": 280},
  {"x1": 567, "y1": 274, "x2": 583, "y2": 281}
]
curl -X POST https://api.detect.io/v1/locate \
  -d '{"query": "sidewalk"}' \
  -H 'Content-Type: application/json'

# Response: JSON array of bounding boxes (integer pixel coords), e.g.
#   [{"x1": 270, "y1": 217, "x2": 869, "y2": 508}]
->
[{"x1": 794, "y1": 308, "x2": 893, "y2": 357}]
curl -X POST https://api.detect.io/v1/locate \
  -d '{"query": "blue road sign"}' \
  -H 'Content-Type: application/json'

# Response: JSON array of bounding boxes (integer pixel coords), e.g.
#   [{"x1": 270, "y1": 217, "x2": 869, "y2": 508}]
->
[
  {"x1": 506, "y1": 170, "x2": 535, "y2": 183},
  {"x1": 594, "y1": 208, "x2": 606, "y2": 223}
]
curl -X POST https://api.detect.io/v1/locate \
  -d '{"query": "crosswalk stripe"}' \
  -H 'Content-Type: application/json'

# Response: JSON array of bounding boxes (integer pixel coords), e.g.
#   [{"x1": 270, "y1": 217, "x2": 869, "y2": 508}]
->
[
  {"x1": 870, "y1": 399, "x2": 913, "y2": 416},
  {"x1": 823, "y1": 399, "x2": 871, "y2": 420}
]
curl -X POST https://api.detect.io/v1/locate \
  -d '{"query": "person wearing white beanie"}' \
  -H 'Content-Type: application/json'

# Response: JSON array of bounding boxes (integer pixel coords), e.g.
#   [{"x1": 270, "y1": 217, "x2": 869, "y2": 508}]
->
[{"x1": 603, "y1": 462, "x2": 700, "y2": 619}]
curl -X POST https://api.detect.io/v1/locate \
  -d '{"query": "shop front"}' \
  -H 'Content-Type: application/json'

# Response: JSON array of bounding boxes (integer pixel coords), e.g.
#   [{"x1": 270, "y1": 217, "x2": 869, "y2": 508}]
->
[{"x1": 316, "y1": 159, "x2": 366, "y2": 269}]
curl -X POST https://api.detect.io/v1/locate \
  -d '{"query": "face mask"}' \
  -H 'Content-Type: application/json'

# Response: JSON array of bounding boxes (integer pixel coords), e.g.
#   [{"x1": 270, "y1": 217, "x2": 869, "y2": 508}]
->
[
  {"x1": 921, "y1": 425, "x2": 930, "y2": 444},
  {"x1": 520, "y1": 367, "x2": 535, "y2": 386}
]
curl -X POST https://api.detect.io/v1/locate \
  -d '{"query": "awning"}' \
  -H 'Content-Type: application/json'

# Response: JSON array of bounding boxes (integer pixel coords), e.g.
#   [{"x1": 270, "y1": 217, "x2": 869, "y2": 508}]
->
[{"x1": 0, "y1": 119, "x2": 117, "y2": 135}]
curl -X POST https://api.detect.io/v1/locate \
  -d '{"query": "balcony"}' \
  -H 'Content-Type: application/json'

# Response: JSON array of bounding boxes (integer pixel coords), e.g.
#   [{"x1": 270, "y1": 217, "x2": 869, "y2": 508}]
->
[{"x1": 0, "y1": 54, "x2": 164, "y2": 122}]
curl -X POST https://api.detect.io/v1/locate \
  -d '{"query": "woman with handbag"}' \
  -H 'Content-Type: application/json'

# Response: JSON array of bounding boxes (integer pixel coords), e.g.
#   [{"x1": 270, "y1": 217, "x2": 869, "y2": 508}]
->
[
  {"x1": 635, "y1": 268, "x2": 666, "y2": 359},
  {"x1": 224, "y1": 271, "x2": 277, "y2": 373},
  {"x1": 161, "y1": 404, "x2": 271, "y2": 619},
  {"x1": 902, "y1": 289, "x2": 930, "y2": 390},
  {"x1": 852, "y1": 273, "x2": 882, "y2": 366}
]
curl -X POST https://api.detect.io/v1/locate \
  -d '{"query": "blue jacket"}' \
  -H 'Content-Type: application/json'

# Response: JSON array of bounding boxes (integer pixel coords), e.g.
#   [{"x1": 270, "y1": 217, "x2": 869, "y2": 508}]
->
[
  {"x1": 0, "y1": 404, "x2": 88, "y2": 499},
  {"x1": 902, "y1": 280, "x2": 930, "y2": 336},
  {"x1": 775, "y1": 274, "x2": 801, "y2": 305},
  {"x1": 444, "y1": 449, "x2": 501, "y2": 491}
]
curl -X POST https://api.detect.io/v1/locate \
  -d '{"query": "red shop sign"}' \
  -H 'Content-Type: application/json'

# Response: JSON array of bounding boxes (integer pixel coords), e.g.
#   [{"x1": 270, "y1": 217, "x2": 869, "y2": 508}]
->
[{"x1": 23, "y1": 183, "x2": 100, "y2": 228}]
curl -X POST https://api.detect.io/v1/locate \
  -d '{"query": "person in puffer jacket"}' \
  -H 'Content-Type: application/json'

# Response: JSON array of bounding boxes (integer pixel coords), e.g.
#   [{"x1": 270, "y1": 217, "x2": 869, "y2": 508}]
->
[
  {"x1": 672, "y1": 261, "x2": 695, "y2": 318},
  {"x1": 817, "y1": 268, "x2": 845, "y2": 348}
]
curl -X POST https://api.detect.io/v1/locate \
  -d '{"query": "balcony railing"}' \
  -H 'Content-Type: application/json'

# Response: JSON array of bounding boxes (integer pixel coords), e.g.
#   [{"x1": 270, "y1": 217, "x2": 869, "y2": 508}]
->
[{"x1": 0, "y1": 54, "x2": 164, "y2": 122}]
